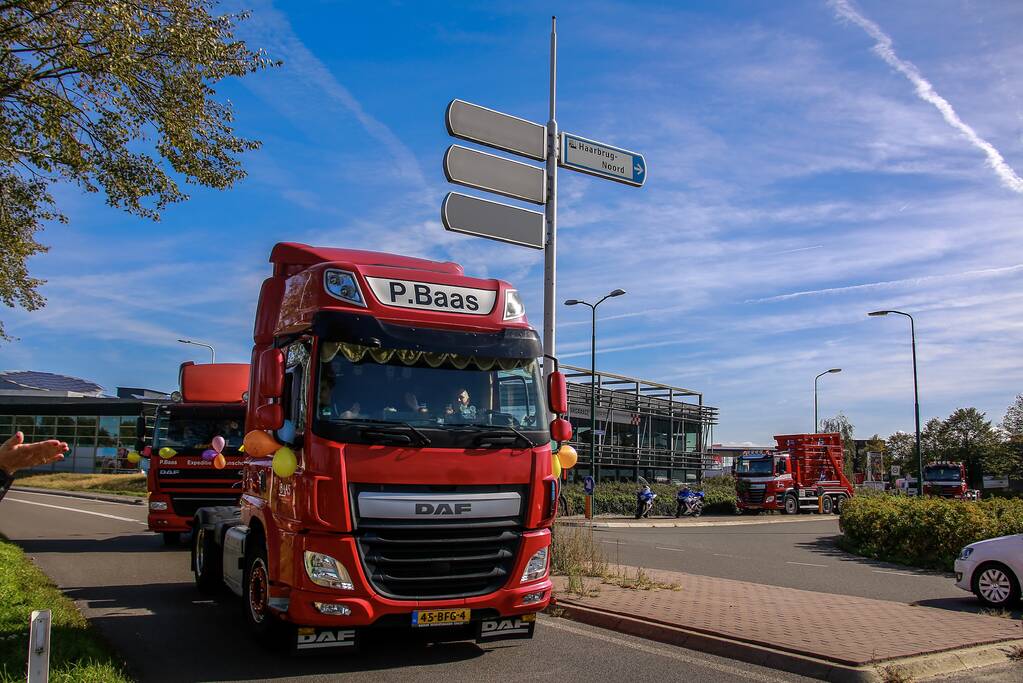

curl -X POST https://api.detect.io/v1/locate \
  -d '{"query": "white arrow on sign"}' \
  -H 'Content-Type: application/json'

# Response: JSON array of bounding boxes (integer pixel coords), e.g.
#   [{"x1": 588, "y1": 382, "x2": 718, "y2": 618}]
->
[
  {"x1": 444, "y1": 145, "x2": 546, "y2": 205},
  {"x1": 442, "y1": 192, "x2": 546, "y2": 250}
]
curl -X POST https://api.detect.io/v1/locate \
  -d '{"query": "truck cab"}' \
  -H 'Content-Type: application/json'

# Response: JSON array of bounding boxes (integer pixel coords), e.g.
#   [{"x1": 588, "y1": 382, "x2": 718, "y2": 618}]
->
[
  {"x1": 923, "y1": 462, "x2": 976, "y2": 500},
  {"x1": 147, "y1": 362, "x2": 248, "y2": 544},
  {"x1": 192, "y1": 243, "x2": 572, "y2": 652}
]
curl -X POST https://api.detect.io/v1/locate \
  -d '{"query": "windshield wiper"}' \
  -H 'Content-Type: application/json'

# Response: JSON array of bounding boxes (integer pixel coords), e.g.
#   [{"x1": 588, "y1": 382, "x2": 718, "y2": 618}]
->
[
  {"x1": 471, "y1": 425, "x2": 536, "y2": 448},
  {"x1": 353, "y1": 421, "x2": 432, "y2": 446}
]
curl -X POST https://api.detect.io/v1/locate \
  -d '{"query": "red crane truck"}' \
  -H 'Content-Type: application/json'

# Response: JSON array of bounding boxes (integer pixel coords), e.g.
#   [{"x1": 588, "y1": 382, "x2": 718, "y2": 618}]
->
[
  {"x1": 923, "y1": 461, "x2": 978, "y2": 500},
  {"x1": 190, "y1": 243, "x2": 572, "y2": 652},
  {"x1": 735, "y1": 433, "x2": 854, "y2": 515},
  {"x1": 147, "y1": 361, "x2": 248, "y2": 545}
]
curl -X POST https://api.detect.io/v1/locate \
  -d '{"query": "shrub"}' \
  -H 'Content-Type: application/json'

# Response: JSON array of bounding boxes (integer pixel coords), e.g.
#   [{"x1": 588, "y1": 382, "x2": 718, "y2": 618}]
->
[
  {"x1": 839, "y1": 496, "x2": 1023, "y2": 571},
  {"x1": 561, "y1": 475, "x2": 738, "y2": 516}
]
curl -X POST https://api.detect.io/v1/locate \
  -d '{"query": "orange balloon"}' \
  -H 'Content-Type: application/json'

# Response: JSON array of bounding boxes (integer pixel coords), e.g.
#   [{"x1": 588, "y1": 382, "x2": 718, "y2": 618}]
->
[
  {"x1": 212, "y1": 453, "x2": 227, "y2": 470},
  {"x1": 557, "y1": 444, "x2": 579, "y2": 470},
  {"x1": 243, "y1": 430, "x2": 281, "y2": 458}
]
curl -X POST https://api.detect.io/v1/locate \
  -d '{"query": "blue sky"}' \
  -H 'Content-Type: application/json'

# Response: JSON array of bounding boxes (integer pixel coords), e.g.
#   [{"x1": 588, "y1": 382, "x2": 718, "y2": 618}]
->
[{"x1": 4, "y1": 0, "x2": 1023, "y2": 445}]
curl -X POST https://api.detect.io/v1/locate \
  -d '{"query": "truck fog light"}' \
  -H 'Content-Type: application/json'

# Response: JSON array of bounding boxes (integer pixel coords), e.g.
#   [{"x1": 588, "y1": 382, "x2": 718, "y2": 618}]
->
[
  {"x1": 149, "y1": 501, "x2": 168, "y2": 511},
  {"x1": 304, "y1": 551, "x2": 354, "y2": 590},
  {"x1": 521, "y1": 546, "x2": 549, "y2": 583},
  {"x1": 521, "y1": 590, "x2": 546, "y2": 605},
  {"x1": 765, "y1": 495, "x2": 774, "y2": 503},
  {"x1": 314, "y1": 602, "x2": 352, "y2": 616}
]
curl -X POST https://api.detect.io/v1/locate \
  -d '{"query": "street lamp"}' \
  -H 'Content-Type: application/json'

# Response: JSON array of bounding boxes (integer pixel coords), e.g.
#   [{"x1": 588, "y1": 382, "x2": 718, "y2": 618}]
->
[
  {"x1": 814, "y1": 368, "x2": 842, "y2": 432},
  {"x1": 869, "y1": 309, "x2": 922, "y2": 495},
  {"x1": 565, "y1": 288, "x2": 626, "y2": 482},
  {"x1": 177, "y1": 338, "x2": 216, "y2": 364}
]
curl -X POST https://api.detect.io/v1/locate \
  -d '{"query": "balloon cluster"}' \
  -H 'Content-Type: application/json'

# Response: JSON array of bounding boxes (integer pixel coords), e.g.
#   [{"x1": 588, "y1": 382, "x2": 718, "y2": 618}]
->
[
  {"x1": 243, "y1": 430, "x2": 297, "y2": 478},
  {"x1": 203, "y1": 436, "x2": 228, "y2": 470},
  {"x1": 551, "y1": 444, "x2": 579, "y2": 478},
  {"x1": 125, "y1": 445, "x2": 152, "y2": 465}
]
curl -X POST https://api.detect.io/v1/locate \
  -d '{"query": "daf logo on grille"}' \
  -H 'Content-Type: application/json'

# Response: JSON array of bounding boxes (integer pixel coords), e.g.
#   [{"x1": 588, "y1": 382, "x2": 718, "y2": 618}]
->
[{"x1": 415, "y1": 502, "x2": 472, "y2": 515}]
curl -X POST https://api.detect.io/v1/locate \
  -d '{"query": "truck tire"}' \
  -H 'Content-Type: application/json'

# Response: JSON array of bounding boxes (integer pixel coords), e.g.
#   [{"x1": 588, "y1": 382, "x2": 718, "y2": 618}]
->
[
  {"x1": 783, "y1": 495, "x2": 799, "y2": 515},
  {"x1": 243, "y1": 534, "x2": 284, "y2": 644},
  {"x1": 833, "y1": 495, "x2": 845, "y2": 514},
  {"x1": 192, "y1": 526, "x2": 222, "y2": 594},
  {"x1": 973, "y1": 562, "x2": 1020, "y2": 608},
  {"x1": 162, "y1": 532, "x2": 181, "y2": 546},
  {"x1": 821, "y1": 496, "x2": 834, "y2": 515}
]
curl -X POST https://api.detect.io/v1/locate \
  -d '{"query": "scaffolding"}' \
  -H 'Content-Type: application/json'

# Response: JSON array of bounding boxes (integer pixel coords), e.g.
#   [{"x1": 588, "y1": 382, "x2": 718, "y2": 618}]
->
[{"x1": 561, "y1": 364, "x2": 719, "y2": 483}]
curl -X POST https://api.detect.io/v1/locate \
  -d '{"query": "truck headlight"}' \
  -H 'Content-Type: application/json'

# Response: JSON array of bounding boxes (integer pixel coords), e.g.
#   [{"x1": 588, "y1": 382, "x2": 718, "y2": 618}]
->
[
  {"x1": 959, "y1": 547, "x2": 974, "y2": 561},
  {"x1": 503, "y1": 289, "x2": 525, "y2": 320},
  {"x1": 304, "y1": 551, "x2": 354, "y2": 590},
  {"x1": 149, "y1": 501, "x2": 168, "y2": 511},
  {"x1": 521, "y1": 546, "x2": 549, "y2": 583}
]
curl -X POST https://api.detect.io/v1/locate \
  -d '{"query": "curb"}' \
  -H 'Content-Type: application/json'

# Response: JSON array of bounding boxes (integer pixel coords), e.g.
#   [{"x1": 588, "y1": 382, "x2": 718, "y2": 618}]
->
[
  {"x1": 12, "y1": 486, "x2": 145, "y2": 506},
  {"x1": 550, "y1": 600, "x2": 1021, "y2": 682},
  {"x1": 556, "y1": 514, "x2": 836, "y2": 529}
]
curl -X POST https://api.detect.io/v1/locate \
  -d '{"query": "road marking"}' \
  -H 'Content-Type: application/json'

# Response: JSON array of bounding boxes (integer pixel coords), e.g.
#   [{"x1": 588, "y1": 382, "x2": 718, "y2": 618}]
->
[
  {"x1": 712, "y1": 553, "x2": 749, "y2": 560},
  {"x1": 5, "y1": 497, "x2": 146, "y2": 525},
  {"x1": 785, "y1": 561, "x2": 827, "y2": 568},
  {"x1": 600, "y1": 540, "x2": 627, "y2": 545},
  {"x1": 872, "y1": 570, "x2": 918, "y2": 577},
  {"x1": 12, "y1": 488, "x2": 141, "y2": 506},
  {"x1": 655, "y1": 546, "x2": 685, "y2": 552},
  {"x1": 541, "y1": 616, "x2": 780, "y2": 682}
]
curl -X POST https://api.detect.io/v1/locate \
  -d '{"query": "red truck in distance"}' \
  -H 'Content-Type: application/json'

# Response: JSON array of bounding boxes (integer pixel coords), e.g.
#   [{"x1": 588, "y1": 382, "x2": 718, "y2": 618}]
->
[
  {"x1": 146, "y1": 362, "x2": 248, "y2": 545},
  {"x1": 735, "y1": 433, "x2": 854, "y2": 515},
  {"x1": 190, "y1": 243, "x2": 573, "y2": 652},
  {"x1": 923, "y1": 461, "x2": 978, "y2": 500}
]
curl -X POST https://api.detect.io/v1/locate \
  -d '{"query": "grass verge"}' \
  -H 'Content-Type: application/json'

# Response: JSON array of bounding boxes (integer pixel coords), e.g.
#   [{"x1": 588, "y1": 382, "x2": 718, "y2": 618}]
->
[
  {"x1": 0, "y1": 538, "x2": 132, "y2": 682},
  {"x1": 14, "y1": 473, "x2": 147, "y2": 498},
  {"x1": 551, "y1": 524, "x2": 681, "y2": 596}
]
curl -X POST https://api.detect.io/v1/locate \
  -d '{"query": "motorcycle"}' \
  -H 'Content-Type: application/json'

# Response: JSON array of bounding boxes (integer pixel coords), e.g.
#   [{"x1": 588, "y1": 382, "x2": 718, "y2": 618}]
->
[
  {"x1": 635, "y1": 486, "x2": 657, "y2": 519},
  {"x1": 675, "y1": 489, "x2": 705, "y2": 518}
]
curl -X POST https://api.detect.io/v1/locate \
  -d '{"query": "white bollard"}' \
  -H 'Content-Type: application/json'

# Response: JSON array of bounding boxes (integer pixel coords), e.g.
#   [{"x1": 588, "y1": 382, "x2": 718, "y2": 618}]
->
[{"x1": 27, "y1": 609, "x2": 51, "y2": 683}]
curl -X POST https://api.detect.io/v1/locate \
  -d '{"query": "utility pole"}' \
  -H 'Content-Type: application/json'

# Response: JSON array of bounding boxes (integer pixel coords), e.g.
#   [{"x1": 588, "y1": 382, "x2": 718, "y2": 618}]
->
[{"x1": 542, "y1": 16, "x2": 558, "y2": 377}]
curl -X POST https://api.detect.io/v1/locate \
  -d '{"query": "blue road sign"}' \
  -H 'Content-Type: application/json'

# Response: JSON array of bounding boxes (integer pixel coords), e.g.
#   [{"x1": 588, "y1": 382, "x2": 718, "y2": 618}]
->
[
  {"x1": 559, "y1": 133, "x2": 646, "y2": 187},
  {"x1": 583, "y1": 476, "x2": 595, "y2": 495}
]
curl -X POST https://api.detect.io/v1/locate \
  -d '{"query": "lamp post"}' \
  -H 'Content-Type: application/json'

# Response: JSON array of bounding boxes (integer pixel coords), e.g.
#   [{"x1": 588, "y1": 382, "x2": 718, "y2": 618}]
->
[
  {"x1": 814, "y1": 368, "x2": 842, "y2": 432},
  {"x1": 177, "y1": 338, "x2": 216, "y2": 364},
  {"x1": 869, "y1": 310, "x2": 922, "y2": 495},
  {"x1": 565, "y1": 289, "x2": 626, "y2": 482}
]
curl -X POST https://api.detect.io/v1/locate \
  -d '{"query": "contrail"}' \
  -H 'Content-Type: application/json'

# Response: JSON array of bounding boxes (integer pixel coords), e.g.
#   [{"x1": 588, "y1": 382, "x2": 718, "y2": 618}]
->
[{"x1": 830, "y1": 0, "x2": 1023, "y2": 194}]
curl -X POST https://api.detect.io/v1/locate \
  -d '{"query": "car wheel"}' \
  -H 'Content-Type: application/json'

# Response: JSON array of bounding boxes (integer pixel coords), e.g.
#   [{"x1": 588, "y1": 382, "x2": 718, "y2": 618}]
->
[
  {"x1": 973, "y1": 562, "x2": 1021, "y2": 608},
  {"x1": 192, "y1": 526, "x2": 222, "y2": 594}
]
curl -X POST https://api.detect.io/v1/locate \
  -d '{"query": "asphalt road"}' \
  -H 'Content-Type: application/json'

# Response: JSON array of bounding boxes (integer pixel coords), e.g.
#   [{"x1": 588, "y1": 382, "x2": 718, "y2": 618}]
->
[
  {"x1": 588, "y1": 518, "x2": 988, "y2": 612},
  {"x1": 0, "y1": 489, "x2": 814, "y2": 683}
]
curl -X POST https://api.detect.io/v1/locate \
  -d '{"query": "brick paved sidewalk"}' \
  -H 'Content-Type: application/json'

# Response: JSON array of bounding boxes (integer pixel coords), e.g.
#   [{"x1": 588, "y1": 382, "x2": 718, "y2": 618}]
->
[{"x1": 552, "y1": 567, "x2": 1022, "y2": 667}]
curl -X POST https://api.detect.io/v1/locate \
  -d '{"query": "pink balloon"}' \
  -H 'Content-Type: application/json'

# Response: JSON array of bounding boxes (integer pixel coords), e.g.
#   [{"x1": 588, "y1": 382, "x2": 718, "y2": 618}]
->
[
  {"x1": 212, "y1": 435, "x2": 226, "y2": 453},
  {"x1": 201, "y1": 448, "x2": 217, "y2": 461},
  {"x1": 142, "y1": 445, "x2": 152, "y2": 457}
]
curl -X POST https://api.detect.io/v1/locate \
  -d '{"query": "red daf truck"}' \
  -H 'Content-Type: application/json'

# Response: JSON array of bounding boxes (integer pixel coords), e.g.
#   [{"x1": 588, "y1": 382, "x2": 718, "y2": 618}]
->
[
  {"x1": 923, "y1": 461, "x2": 978, "y2": 500},
  {"x1": 190, "y1": 243, "x2": 572, "y2": 652},
  {"x1": 147, "y1": 362, "x2": 249, "y2": 544},
  {"x1": 735, "y1": 433, "x2": 854, "y2": 515}
]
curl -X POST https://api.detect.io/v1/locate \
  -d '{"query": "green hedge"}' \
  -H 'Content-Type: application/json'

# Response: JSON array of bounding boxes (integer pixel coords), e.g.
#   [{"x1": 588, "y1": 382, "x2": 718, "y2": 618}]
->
[
  {"x1": 839, "y1": 496, "x2": 1023, "y2": 571},
  {"x1": 561, "y1": 475, "x2": 738, "y2": 516}
]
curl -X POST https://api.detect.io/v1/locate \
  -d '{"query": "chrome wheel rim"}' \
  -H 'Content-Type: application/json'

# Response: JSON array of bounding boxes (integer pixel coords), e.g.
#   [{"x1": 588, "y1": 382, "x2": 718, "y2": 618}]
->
[
  {"x1": 979, "y1": 568, "x2": 1012, "y2": 604},
  {"x1": 195, "y1": 529, "x2": 205, "y2": 576},
  {"x1": 248, "y1": 558, "x2": 268, "y2": 624}
]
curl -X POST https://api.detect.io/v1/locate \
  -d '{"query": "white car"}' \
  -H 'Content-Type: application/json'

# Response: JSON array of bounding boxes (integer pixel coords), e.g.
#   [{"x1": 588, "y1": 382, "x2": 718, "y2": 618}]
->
[{"x1": 955, "y1": 535, "x2": 1023, "y2": 607}]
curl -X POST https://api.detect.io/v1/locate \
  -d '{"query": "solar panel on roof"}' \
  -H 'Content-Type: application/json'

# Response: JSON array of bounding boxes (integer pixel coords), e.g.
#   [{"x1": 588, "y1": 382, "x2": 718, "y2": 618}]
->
[{"x1": 0, "y1": 371, "x2": 103, "y2": 393}]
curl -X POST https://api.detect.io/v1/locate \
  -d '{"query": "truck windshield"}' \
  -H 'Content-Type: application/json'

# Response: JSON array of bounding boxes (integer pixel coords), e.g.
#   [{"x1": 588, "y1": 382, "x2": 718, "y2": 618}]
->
[
  {"x1": 924, "y1": 466, "x2": 962, "y2": 482},
  {"x1": 153, "y1": 408, "x2": 245, "y2": 453},
  {"x1": 735, "y1": 457, "x2": 773, "y2": 476},
  {"x1": 315, "y1": 341, "x2": 549, "y2": 443}
]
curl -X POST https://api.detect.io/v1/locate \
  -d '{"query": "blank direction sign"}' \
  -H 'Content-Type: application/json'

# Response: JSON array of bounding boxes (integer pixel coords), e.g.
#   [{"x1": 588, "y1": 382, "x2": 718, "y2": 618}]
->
[
  {"x1": 444, "y1": 145, "x2": 546, "y2": 205},
  {"x1": 446, "y1": 99, "x2": 547, "y2": 161},
  {"x1": 442, "y1": 192, "x2": 545, "y2": 250}
]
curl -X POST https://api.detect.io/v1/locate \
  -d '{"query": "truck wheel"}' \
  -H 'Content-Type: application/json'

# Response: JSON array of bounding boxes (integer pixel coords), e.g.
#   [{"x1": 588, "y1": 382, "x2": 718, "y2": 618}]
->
[
  {"x1": 833, "y1": 496, "x2": 845, "y2": 515},
  {"x1": 243, "y1": 535, "x2": 283, "y2": 644},
  {"x1": 192, "y1": 526, "x2": 222, "y2": 594},
  {"x1": 783, "y1": 495, "x2": 799, "y2": 515},
  {"x1": 973, "y1": 562, "x2": 1020, "y2": 608},
  {"x1": 821, "y1": 496, "x2": 834, "y2": 515},
  {"x1": 162, "y1": 532, "x2": 181, "y2": 546}
]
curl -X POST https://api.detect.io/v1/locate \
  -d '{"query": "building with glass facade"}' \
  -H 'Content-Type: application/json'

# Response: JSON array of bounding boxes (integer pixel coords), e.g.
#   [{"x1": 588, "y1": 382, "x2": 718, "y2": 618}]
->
[{"x1": 561, "y1": 364, "x2": 718, "y2": 484}]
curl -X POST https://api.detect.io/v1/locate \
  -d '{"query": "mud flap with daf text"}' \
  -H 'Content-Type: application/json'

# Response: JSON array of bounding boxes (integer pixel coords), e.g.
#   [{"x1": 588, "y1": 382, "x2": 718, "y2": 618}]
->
[
  {"x1": 475, "y1": 613, "x2": 536, "y2": 643},
  {"x1": 293, "y1": 626, "x2": 359, "y2": 654}
]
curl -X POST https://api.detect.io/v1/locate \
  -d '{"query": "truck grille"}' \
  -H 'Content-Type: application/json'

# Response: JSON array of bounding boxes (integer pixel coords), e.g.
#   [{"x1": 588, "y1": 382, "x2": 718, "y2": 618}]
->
[
  {"x1": 356, "y1": 527, "x2": 521, "y2": 600},
  {"x1": 170, "y1": 494, "x2": 240, "y2": 518},
  {"x1": 741, "y1": 489, "x2": 766, "y2": 504}
]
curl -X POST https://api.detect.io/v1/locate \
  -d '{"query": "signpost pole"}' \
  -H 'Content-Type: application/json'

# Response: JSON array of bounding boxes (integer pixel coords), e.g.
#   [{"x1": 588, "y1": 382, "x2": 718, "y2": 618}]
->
[{"x1": 542, "y1": 16, "x2": 558, "y2": 379}]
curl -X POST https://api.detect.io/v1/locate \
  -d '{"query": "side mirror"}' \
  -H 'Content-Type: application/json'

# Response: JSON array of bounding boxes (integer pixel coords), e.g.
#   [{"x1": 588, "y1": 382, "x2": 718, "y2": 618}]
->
[
  {"x1": 547, "y1": 370, "x2": 568, "y2": 415},
  {"x1": 259, "y1": 348, "x2": 285, "y2": 399},
  {"x1": 550, "y1": 417, "x2": 572, "y2": 443},
  {"x1": 255, "y1": 403, "x2": 284, "y2": 430}
]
